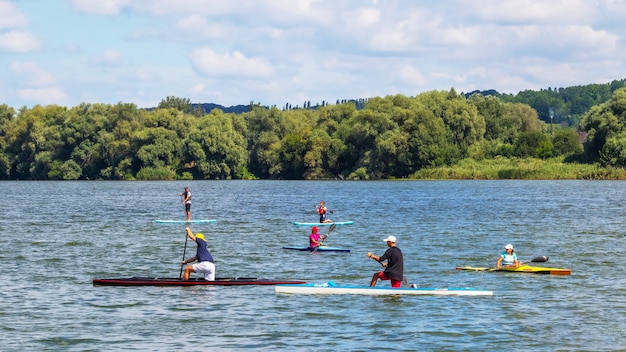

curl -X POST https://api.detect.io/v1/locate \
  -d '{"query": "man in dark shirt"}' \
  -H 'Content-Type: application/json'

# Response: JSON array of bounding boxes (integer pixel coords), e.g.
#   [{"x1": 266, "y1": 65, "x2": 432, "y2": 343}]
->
[
  {"x1": 181, "y1": 227, "x2": 215, "y2": 281},
  {"x1": 367, "y1": 235, "x2": 404, "y2": 288}
]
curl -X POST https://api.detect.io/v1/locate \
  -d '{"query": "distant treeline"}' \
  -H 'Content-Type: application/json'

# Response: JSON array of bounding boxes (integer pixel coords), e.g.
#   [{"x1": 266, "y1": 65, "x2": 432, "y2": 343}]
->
[
  {"x1": 1, "y1": 84, "x2": 626, "y2": 180},
  {"x1": 193, "y1": 78, "x2": 626, "y2": 127}
]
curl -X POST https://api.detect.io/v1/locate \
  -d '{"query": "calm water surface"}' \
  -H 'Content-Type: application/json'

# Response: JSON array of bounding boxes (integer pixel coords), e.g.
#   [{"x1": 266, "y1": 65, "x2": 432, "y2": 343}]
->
[{"x1": 0, "y1": 180, "x2": 624, "y2": 351}]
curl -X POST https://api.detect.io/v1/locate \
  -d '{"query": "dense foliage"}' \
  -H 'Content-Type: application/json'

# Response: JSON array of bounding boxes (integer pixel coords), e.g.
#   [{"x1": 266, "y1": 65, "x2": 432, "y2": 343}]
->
[
  {"x1": 467, "y1": 79, "x2": 626, "y2": 127},
  {"x1": 1, "y1": 86, "x2": 625, "y2": 180}
]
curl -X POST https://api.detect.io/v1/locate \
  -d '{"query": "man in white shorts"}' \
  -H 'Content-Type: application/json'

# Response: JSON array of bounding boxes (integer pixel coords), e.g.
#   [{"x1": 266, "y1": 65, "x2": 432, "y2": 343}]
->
[{"x1": 181, "y1": 227, "x2": 215, "y2": 280}]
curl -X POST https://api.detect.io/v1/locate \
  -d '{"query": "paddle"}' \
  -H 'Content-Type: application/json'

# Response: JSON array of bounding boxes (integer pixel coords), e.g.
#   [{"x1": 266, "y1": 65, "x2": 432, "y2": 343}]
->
[
  {"x1": 314, "y1": 205, "x2": 335, "y2": 214},
  {"x1": 313, "y1": 223, "x2": 337, "y2": 252},
  {"x1": 179, "y1": 229, "x2": 189, "y2": 279}
]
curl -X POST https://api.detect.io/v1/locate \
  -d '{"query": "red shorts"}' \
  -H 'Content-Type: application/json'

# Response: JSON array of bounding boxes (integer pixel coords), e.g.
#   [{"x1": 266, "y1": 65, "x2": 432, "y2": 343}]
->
[{"x1": 378, "y1": 271, "x2": 401, "y2": 288}]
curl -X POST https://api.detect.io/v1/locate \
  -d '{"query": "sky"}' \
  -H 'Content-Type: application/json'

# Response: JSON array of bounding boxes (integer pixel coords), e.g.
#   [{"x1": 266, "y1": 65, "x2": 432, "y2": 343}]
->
[{"x1": 1, "y1": 0, "x2": 626, "y2": 110}]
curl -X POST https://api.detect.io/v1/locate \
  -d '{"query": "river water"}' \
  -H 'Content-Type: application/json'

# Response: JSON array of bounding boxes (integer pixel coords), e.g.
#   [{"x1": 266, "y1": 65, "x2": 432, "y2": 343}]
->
[{"x1": 0, "y1": 180, "x2": 624, "y2": 351}]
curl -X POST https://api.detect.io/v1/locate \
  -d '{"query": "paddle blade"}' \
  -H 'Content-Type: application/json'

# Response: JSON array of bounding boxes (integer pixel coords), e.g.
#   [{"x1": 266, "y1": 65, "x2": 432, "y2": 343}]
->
[
  {"x1": 328, "y1": 223, "x2": 337, "y2": 234},
  {"x1": 402, "y1": 276, "x2": 410, "y2": 287},
  {"x1": 530, "y1": 256, "x2": 549, "y2": 263}
]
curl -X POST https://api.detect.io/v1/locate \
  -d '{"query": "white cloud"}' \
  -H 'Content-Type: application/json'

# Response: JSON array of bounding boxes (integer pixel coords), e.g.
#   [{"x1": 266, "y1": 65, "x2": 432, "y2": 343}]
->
[
  {"x1": 134, "y1": 67, "x2": 159, "y2": 81},
  {"x1": 0, "y1": 31, "x2": 41, "y2": 53},
  {"x1": 354, "y1": 7, "x2": 380, "y2": 27},
  {"x1": 9, "y1": 61, "x2": 66, "y2": 104},
  {"x1": 175, "y1": 14, "x2": 236, "y2": 41},
  {"x1": 70, "y1": 0, "x2": 132, "y2": 15},
  {"x1": 396, "y1": 65, "x2": 427, "y2": 87},
  {"x1": 0, "y1": 1, "x2": 28, "y2": 29},
  {"x1": 3, "y1": 0, "x2": 626, "y2": 108},
  {"x1": 11, "y1": 61, "x2": 56, "y2": 86},
  {"x1": 189, "y1": 48, "x2": 273, "y2": 78},
  {"x1": 474, "y1": 0, "x2": 594, "y2": 25},
  {"x1": 89, "y1": 49, "x2": 124, "y2": 67},
  {"x1": 17, "y1": 87, "x2": 67, "y2": 104}
]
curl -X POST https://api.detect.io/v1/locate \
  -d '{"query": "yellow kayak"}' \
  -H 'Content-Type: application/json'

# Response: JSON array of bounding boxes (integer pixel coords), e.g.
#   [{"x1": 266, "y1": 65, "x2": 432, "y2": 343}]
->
[{"x1": 456, "y1": 264, "x2": 571, "y2": 276}]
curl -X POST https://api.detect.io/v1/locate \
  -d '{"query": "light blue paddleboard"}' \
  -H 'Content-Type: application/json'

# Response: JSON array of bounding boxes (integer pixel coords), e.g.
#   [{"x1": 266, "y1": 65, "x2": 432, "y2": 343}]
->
[
  {"x1": 293, "y1": 221, "x2": 353, "y2": 226},
  {"x1": 153, "y1": 219, "x2": 217, "y2": 224}
]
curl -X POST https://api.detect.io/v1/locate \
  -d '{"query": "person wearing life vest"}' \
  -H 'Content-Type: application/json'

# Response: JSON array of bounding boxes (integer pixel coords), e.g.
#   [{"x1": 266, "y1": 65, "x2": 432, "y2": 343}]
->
[
  {"x1": 317, "y1": 200, "x2": 332, "y2": 223},
  {"x1": 496, "y1": 244, "x2": 521, "y2": 268},
  {"x1": 181, "y1": 227, "x2": 215, "y2": 281}
]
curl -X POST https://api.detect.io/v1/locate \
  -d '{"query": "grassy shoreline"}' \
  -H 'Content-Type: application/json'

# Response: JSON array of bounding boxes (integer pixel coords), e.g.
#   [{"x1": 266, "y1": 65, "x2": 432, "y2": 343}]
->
[{"x1": 409, "y1": 157, "x2": 626, "y2": 180}]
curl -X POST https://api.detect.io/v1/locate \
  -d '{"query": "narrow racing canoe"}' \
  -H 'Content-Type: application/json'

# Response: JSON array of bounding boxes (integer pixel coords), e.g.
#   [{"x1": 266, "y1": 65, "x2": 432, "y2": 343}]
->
[
  {"x1": 455, "y1": 264, "x2": 572, "y2": 276},
  {"x1": 153, "y1": 219, "x2": 217, "y2": 224},
  {"x1": 293, "y1": 221, "x2": 354, "y2": 226},
  {"x1": 282, "y1": 246, "x2": 351, "y2": 252},
  {"x1": 275, "y1": 282, "x2": 493, "y2": 296},
  {"x1": 93, "y1": 277, "x2": 306, "y2": 286}
]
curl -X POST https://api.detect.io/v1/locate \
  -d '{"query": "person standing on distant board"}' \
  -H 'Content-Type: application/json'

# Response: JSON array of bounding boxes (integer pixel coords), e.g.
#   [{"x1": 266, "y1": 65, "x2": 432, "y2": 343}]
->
[
  {"x1": 496, "y1": 244, "x2": 521, "y2": 268},
  {"x1": 180, "y1": 186, "x2": 192, "y2": 221},
  {"x1": 367, "y1": 235, "x2": 404, "y2": 288},
  {"x1": 181, "y1": 227, "x2": 215, "y2": 281},
  {"x1": 316, "y1": 200, "x2": 332, "y2": 223}
]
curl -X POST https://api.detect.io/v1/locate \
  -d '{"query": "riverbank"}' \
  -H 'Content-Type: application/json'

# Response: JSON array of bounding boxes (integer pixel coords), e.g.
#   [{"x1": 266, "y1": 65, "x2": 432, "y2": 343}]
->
[{"x1": 410, "y1": 157, "x2": 626, "y2": 180}]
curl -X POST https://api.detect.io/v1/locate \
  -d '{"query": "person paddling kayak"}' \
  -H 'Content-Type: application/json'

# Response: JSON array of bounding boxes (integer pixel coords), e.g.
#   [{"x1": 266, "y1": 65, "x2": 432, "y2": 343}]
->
[
  {"x1": 181, "y1": 227, "x2": 215, "y2": 281},
  {"x1": 367, "y1": 235, "x2": 404, "y2": 288},
  {"x1": 496, "y1": 243, "x2": 521, "y2": 268},
  {"x1": 308, "y1": 226, "x2": 327, "y2": 248}
]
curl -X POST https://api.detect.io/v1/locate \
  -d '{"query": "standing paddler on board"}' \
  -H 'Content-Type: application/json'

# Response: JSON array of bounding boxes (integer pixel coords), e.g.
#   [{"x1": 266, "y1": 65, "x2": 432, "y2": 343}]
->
[
  {"x1": 181, "y1": 227, "x2": 215, "y2": 281},
  {"x1": 179, "y1": 186, "x2": 192, "y2": 221},
  {"x1": 367, "y1": 235, "x2": 404, "y2": 288}
]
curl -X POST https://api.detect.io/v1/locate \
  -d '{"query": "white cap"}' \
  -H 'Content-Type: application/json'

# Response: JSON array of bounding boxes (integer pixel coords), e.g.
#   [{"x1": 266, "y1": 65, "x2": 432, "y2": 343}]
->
[
  {"x1": 504, "y1": 244, "x2": 514, "y2": 250},
  {"x1": 383, "y1": 236, "x2": 397, "y2": 243}
]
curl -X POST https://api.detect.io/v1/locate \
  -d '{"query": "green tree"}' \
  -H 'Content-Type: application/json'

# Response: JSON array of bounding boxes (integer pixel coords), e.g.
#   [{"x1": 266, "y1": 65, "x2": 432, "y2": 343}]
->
[
  {"x1": 182, "y1": 110, "x2": 247, "y2": 179},
  {"x1": 513, "y1": 132, "x2": 552, "y2": 158},
  {"x1": 551, "y1": 129, "x2": 583, "y2": 156},
  {"x1": 158, "y1": 96, "x2": 193, "y2": 113},
  {"x1": 579, "y1": 88, "x2": 626, "y2": 162}
]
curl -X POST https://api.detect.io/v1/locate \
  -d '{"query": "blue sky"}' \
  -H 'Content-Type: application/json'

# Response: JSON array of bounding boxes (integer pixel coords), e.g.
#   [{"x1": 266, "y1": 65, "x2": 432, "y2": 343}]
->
[{"x1": 1, "y1": 0, "x2": 625, "y2": 110}]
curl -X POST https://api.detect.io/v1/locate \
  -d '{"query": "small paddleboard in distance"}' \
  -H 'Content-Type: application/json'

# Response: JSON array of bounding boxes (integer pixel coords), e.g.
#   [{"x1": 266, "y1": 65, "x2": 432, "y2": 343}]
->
[
  {"x1": 293, "y1": 221, "x2": 353, "y2": 226},
  {"x1": 153, "y1": 219, "x2": 217, "y2": 224}
]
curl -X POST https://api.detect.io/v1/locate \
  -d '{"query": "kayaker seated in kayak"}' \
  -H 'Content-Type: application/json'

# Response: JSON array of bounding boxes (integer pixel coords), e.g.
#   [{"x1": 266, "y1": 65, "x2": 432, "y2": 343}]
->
[
  {"x1": 181, "y1": 227, "x2": 215, "y2": 281},
  {"x1": 367, "y1": 235, "x2": 404, "y2": 288},
  {"x1": 496, "y1": 244, "x2": 521, "y2": 268},
  {"x1": 308, "y1": 226, "x2": 327, "y2": 248}
]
